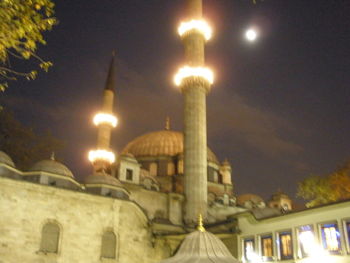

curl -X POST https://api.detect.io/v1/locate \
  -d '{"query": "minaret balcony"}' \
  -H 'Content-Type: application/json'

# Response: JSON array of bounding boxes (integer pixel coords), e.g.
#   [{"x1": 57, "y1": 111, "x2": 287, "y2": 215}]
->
[
  {"x1": 88, "y1": 149, "x2": 116, "y2": 164},
  {"x1": 178, "y1": 19, "x2": 212, "y2": 41},
  {"x1": 93, "y1": 112, "x2": 118, "y2": 127},
  {"x1": 174, "y1": 66, "x2": 213, "y2": 91}
]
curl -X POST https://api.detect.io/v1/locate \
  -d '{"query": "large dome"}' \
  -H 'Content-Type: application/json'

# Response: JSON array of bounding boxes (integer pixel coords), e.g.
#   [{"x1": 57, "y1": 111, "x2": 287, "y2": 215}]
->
[{"x1": 122, "y1": 130, "x2": 219, "y2": 164}]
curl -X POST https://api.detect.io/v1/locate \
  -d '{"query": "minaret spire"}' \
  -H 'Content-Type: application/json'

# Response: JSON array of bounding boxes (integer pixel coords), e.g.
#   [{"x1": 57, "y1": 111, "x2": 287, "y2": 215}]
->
[
  {"x1": 105, "y1": 51, "x2": 116, "y2": 92},
  {"x1": 88, "y1": 52, "x2": 118, "y2": 173},
  {"x1": 174, "y1": 0, "x2": 213, "y2": 224}
]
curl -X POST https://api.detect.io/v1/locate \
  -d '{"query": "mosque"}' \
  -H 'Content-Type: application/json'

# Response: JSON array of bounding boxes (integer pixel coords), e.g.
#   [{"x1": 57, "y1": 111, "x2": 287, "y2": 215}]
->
[{"x1": 0, "y1": 0, "x2": 350, "y2": 262}]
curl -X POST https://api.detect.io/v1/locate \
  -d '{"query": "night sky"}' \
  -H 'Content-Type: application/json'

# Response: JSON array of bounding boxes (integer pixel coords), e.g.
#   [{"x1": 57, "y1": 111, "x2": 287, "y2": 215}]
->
[{"x1": 2, "y1": 0, "x2": 350, "y2": 201}]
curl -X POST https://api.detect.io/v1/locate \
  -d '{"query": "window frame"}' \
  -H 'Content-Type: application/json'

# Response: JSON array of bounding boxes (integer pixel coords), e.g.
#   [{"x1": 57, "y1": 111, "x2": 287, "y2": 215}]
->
[
  {"x1": 126, "y1": 168, "x2": 133, "y2": 181},
  {"x1": 39, "y1": 220, "x2": 61, "y2": 255},
  {"x1": 242, "y1": 236, "x2": 255, "y2": 262},
  {"x1": 318, "y1": 221, "x2": 342, "y2": 255},
  {"x1": 101, "y1": 230, "x2": 118, "y2": 259},
  {"x1": 296, "y1": 224, "x2": 316, "y2": 259},
  {"x1": 259, "y1": 233, "x2": 274, "y2": 261},
  {"x1": 343, "y1": 218, "x2": 350, "y2": 254},
  {"x1": 276, "y1": 229, "x2": 294, "y2": 261}
]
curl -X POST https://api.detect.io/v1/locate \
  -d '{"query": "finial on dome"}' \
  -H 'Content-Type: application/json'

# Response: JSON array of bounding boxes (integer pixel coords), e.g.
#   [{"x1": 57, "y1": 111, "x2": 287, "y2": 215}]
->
[
  {"x1": 197, "y1": 214, "x2": 205, "y2": 232},
  {"x1": 50, "y1": 152, "x2": 55, "y2": 161},
  {"x1": 165, "y1": 116, "x2": 170, "y2": 130}
]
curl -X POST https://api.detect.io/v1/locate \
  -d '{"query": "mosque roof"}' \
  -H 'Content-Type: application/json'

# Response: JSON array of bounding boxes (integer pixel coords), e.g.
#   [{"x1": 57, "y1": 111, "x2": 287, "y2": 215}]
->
[
  {"x1": 0, "y1": 151, "x2": 15, "y2": 167},
  {"x1": 236, "y1": 193, "x2": 264, "y2": 206},
  {"x1": 84, "y1": 173, "x2": 123, "y2": 188},
  {"x1": 121, "y1": 130, "x2": 219, "y2": 164},
  {"x1": 158, "y1": 230, "x2": 239, "y2": 263},
  {"x1": 29, "y1": 159, "x2": 74, "y2": 178}
]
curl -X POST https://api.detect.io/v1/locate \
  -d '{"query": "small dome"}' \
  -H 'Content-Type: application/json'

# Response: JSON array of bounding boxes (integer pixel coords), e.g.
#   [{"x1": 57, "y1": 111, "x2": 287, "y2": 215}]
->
[
  {"x1": 122, "y1": 130, "x2": 219, "y2": 164},
  {"x1": 270, "y1": 190, "x2": 290, "y2": 201},
  {"x1": 0, "y1": 151, "x2": 15, "y2": 167},
  {"x1": 158, "y1": 230, "x2": 239, "y2": 263},
  {"x1": 85, "y1": 173, "x2": 123, "y2": 187},
  {"x1": 237, "y1": 193, "x2": 264, "y2": 206},
  {"x1": 29, "y1": 159, "x2": 74, "y2": 178}
]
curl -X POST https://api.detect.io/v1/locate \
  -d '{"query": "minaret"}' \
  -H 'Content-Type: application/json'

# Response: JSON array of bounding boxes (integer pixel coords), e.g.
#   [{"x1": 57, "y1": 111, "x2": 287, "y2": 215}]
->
[
  {"x1": 88, "y1": 53, "x2": 118, "y2": 173},
  {"x1": 174, "y1": 0, "x2": 214, "y2": 223}
]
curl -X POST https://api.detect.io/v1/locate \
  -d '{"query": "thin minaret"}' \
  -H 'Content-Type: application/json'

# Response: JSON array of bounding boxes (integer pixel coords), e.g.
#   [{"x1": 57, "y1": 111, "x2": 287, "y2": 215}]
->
[
  {"x1": 174, "y1": 0, "x2": 214, "y2": 223},
  {"x1": 88, "y1": 53, "x2": 118, "y2": 173}
]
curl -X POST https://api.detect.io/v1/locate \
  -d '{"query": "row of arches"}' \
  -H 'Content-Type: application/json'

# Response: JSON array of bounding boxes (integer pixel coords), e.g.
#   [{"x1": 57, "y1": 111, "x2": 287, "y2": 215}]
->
[{"x1": 40, "y1": 221, "x2": 117, "y2": 259}]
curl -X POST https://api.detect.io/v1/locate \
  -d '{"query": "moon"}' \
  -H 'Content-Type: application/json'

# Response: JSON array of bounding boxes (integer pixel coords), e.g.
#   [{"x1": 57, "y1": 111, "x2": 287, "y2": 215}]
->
[{"x1": 245, "y1": 29, "x2": 258, "y2": 42}]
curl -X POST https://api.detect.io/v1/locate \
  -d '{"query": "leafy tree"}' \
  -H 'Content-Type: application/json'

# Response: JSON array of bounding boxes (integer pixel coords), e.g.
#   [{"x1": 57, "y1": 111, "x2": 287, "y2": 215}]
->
[
  {"x1": 0, "y1": 109, "x2": 64, "y2": 169},
  {"x1": 0, "y1": 0, "x2": 57, "y2": 91},
  {"x1": 297, "y1": 161, "x2": 350, "y2": 207}
]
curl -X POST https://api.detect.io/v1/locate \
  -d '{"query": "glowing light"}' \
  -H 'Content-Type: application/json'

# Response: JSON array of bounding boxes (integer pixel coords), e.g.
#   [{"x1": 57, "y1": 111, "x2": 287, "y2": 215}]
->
[
  {"x1": 245, "y1": 29, "x2": 257, "y2": 42},
  {"x1": 178, "y1": 19, "x2": 212, "y2": 40},
  {"x1": 88, "y1": 149, "x2": 115, "y2": 164},
  {"x1": 242, "y1": 252, "x2": 263, "y2": 263},
  {"x1": 299, "y1": 231, "x2": 316, "y2": 256},
  {"x1": 174, "y1": 66, "x2": 214, "y2": 86},
  {"x1": 93, "y1": 113, "x2": 118, "y2": 127},
  {"x1": 298, "y1": 231, "x2": 336, "y2": 263}
]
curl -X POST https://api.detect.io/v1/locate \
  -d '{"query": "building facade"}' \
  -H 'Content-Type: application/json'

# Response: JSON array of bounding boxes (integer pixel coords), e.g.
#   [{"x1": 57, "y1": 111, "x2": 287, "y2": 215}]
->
[{"x1": 1, "y1": 0, "x2": 349, "y2": 262}]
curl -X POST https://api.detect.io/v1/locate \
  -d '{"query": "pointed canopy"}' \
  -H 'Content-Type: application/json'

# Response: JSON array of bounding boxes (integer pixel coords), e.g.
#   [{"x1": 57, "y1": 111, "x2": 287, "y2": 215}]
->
[
  {"x1": 104, "y1": 51, "x2": 116, "y2": 92},
  {"x1": 158, "y1": 230, "x2": 240, "y2": 263}
]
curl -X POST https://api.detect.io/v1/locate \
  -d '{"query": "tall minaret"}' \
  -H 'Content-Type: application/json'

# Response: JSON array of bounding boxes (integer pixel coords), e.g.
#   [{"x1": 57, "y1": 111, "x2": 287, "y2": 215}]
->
[
  {"x1": 88, "y1": 53, "x2": 118, "y2": 173},
  {"x1": 174, "y1": 0, "x2": 214, "y2": 223}
]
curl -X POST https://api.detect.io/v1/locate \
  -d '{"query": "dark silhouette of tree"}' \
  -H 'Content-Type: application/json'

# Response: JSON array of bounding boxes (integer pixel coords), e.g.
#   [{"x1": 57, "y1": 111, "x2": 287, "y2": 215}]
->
[{"x1": 0, "y1": 109, "x2": 64, "y2": 169}]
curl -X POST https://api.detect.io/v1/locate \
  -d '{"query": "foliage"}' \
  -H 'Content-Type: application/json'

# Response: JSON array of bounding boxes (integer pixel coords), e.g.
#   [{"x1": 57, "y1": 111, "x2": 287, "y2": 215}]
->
[
  {"x1": 297, "y1": 161, "x2": 350, "y2": 207},
  {"x1": 0, "y1": 0, "x2": 57, "y2": 91},
  {"x1": 0, "y1": 109, "x2": 64, "y2": 169}
]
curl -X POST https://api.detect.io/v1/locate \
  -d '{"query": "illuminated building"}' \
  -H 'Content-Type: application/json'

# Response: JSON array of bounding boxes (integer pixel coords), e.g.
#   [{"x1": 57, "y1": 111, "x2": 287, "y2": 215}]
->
[{"x1": 0, "y1": 0, "x2": 350, "y2": 263}]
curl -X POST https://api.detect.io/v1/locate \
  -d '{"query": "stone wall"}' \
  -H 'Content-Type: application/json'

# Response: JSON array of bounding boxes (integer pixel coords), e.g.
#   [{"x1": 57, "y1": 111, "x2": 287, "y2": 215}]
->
[{"x1": 0, "y1": 177, "x2": 169, "y2": 263}]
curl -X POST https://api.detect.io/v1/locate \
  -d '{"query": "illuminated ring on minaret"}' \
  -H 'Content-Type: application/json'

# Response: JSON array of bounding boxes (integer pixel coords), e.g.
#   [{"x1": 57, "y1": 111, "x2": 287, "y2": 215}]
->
[
  {"x1": 178, "y1": 19, "x2": 212, "y2": 41},
  {"x1": 93, "y1": 113, "x2": 118, "y2": 127},
  {"x1": 88, "y1": 149, "x2": 116, "y2": 164},
  {"x1": 174, "y1": 66, "x2": 214, "y2": 87}
]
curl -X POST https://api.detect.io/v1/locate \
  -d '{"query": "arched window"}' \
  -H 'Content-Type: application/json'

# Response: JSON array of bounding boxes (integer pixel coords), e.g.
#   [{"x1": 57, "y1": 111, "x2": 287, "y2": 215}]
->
[
  {"x1": 167, "y1": 162, "x2": 175, "y2": 176},
  {"x1": 178, "y1": 159, "x2": 183, "y2": 174},
  {"x1": 149, "y1": 162, "x2": 158, "y2": 176},
  {"x1": 40, "y1": 222, "x2": 60, "y2": 253},
  {"x1": 101, "y1": 231, "x2": 117, "y2": 259}
]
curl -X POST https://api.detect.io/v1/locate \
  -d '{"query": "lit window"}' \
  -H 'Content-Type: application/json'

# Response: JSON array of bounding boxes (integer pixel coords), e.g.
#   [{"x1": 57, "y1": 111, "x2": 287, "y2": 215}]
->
[
  {"x1": 320, "y1": 223, "x2": 341, "y2": 254},
  {"x1": 243, "y1": 238, "x2": 255, "y2": 262},
  {"x1": 126, "y1": 169, "x2": 133, "y2": 181},
  {"x1": 101, "y1": 231, "x2": 117, "y2": 259},
  {"x1": 298, "y1": 225, "x2": 315, "y2": 258},
  {"x1": 149, "y1": 163, "x2": 157, "y2": 176},
  {"x1": 261, "y1": 234, "x2": 273, "y2": 261},
  {"x1": 40, "y1": 222, "x2": 60, "y2": 253},
  {"x1": 167, "y1": 162, "x2": 175, "y2": 176},
  {"x1": 346, "y1": 221, "x2": 350, "y2": 250},
  {"x1": 278, "y1": 231, "x2": 293, "y2": 260}
]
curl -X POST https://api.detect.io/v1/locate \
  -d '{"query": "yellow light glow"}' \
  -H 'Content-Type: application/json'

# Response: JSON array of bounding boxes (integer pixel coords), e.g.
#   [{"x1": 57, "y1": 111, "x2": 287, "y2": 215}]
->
[
  {"x1": 178, "y1": 19, "x2": 212, "y2": 40},
  {"x1": 174, "y1": 66, "x2": 214, "y2": 86},
  {"x1": 93, "y1": 113, "x2": 118, "y2": 127},
  {"x1": 88, "y1": 149, "x2": 115, "y2": 164},
  {"x1": 299, "y1": 231, "x2": 316, "y2": 256},
  {"x1": 298, "y1": 231, "x2": 336, "y2": 263}
]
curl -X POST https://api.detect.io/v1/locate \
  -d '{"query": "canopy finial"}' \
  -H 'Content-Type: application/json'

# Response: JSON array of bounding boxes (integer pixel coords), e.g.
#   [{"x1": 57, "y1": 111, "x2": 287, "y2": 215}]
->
[
  {"x1": 197, "y1": 214, "x2": 205, "y2": 232},
  {"x1": 165, "y1": 116, "x2": 170, "y2": 130}
]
